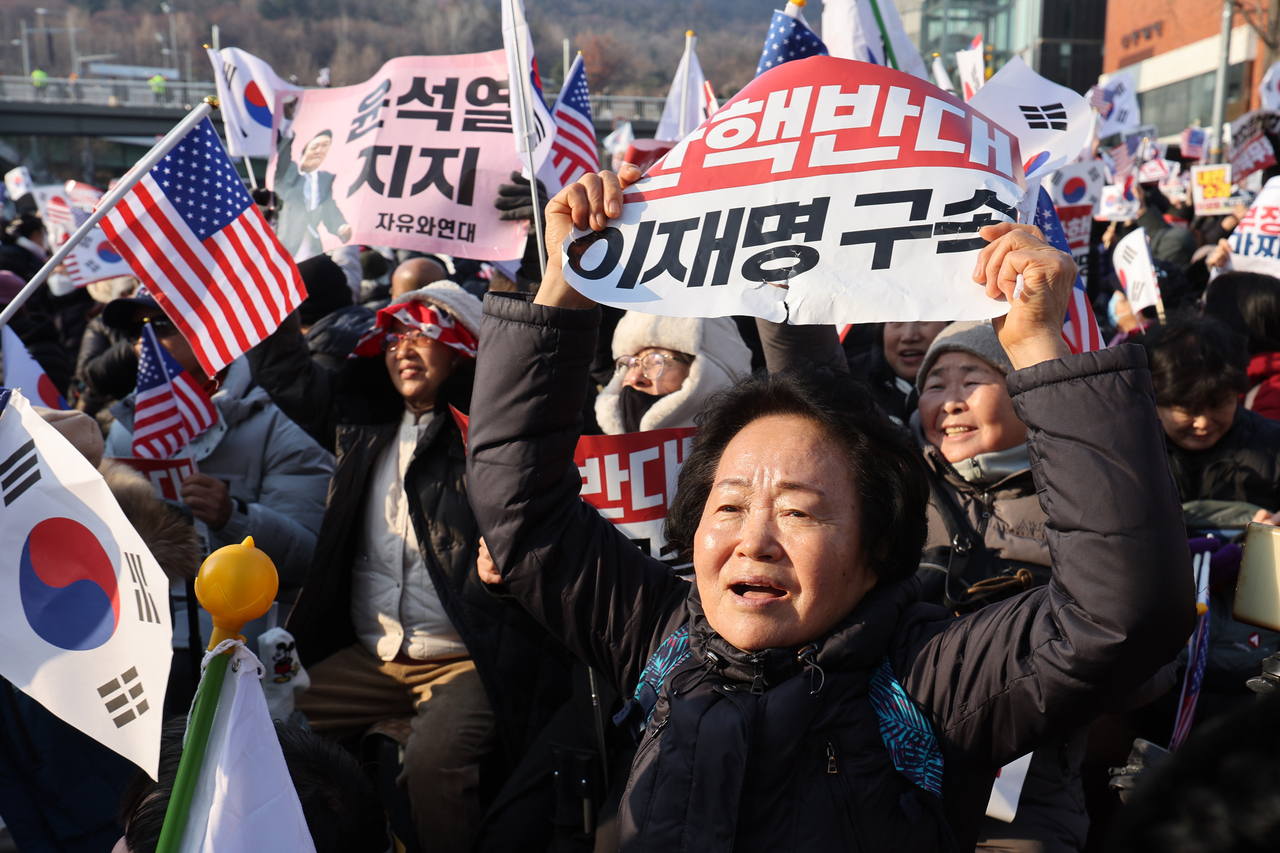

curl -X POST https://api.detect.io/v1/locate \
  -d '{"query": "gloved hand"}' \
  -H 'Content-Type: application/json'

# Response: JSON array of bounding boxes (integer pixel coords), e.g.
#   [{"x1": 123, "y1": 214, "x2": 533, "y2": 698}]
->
[{"x1": 494, "y1": 171, "x2": 550, "y2": 222}]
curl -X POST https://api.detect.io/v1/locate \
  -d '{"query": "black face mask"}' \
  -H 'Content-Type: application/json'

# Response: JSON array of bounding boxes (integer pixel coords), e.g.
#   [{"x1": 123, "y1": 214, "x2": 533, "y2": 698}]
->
[{"x1": 620, "y1": 384, "x2": 665, "y2": 433}]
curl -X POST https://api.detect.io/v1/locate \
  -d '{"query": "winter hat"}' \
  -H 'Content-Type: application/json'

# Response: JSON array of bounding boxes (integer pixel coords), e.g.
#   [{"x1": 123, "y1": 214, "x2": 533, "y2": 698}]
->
[
  {"x1": 596, "y1": 312, "x2": 753, "y2": 434},
  {"x1": 297, "y1": 254, "x2": 353, "y2": 326},
  {"x1": 350, "y1": 281, "x2": 482, "y2": 359},
  {"x1": 0, "y1": 270, "x2": 26, "y2": 304},
  {"x1": 915, "y1": 320, "x2": 1014, "y2": 394}
]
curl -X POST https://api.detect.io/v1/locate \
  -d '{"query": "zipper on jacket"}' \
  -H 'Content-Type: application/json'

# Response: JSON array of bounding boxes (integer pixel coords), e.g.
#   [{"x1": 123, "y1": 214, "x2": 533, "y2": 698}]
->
[
  {"x1": 977, "y1": 491, "x2": 995, "y2": 537},
  {"x1": 825, "y1": 741, "x2": 864, "y2": 852},
  {"x1": 748, "y1": 652, "x2": 767, "y2": 695}
]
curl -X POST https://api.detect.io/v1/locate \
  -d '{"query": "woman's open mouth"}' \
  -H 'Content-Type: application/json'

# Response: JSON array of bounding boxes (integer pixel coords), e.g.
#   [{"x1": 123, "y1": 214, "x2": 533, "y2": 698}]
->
[{"x1": 730, "y1": 582, "x2": 787, "y2": 602}]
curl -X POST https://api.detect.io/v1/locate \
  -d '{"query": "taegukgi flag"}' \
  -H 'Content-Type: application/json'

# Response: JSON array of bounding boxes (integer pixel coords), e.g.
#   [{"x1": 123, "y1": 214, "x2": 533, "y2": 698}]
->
[
  {"x1": 1, "y1": 326, "x2": 68, "y2": 409},
  {"x1": 561, "y1": 56, "x2": 1026, "y2": 326},
  {"x1": 656, "y1": 34, "x2": 710, "y2": 143},
  {"x1": 207, "y1": 47, "x2": 304, "y2": 159},
  {"x1": 821, "y1": 0, "x2": 929, "y2": 80},
  {"x1": 968, "y1": 56, "x2": 1091, "y2": 181},
  {"x1": 501, "y1": 0, "x2": 556, "y2": 178},
  {"x1": 0, "y1": 388, "x2": 171, "y2": 778},
  {"x1": 1114, "y1": 227, "x2": 1161, "y2": 315}
]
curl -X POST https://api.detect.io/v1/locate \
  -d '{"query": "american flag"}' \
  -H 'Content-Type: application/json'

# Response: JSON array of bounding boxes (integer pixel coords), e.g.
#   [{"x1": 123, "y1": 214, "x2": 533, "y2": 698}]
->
[
  {"x1": 1034, "y1": 188, "x2": 1102, "y2": 353},
  {"x1": 43, "y1": 195, "x2": 76, "y2": 228},
  {"x1": 1181, "y1": 126, "x2": 1207, "y2": 160},
  {"x1": 755, "y1": 6, "x2": 828, "y2": 77},
  {"x1": 131, "y1": 320, "x2": 217, "y2": 460},
  {"x1": 1170, "y1": 610, "x2": 1209, "y2": 750},
  {"x1": 101, "y1": 118, "x2": 306, "y2": 378},
  {"x1": 1086, "y1": 84, "x2": 1113, "y2": 118},
  {"x1": 548, "y1": 53, "x2": 600, "y2": 189}
]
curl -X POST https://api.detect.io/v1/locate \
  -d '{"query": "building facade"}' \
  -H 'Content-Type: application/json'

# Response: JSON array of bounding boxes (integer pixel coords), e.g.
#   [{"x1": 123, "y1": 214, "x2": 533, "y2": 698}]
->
[{"x1": 1102, "y1": 1, "x2": 1265, "y2": 139}]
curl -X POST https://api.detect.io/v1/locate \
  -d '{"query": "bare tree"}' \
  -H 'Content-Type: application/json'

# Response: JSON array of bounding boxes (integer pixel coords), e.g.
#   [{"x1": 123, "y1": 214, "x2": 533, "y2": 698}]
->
[{"x1": 1235, "y1": 1, "x2": 1280, "y2": 71}]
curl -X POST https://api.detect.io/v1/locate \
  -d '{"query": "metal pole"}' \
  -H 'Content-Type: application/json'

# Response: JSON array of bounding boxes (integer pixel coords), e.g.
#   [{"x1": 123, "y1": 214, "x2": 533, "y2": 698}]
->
[
  {"x1": 1209, "y1": 0, "x2": 1232, "y2": 163},
  {"x1": 506, "y1": 0, "x2": 547, "y2": 277},
  {"x1": 679, "y1": 30, "x2": 694, "y2": 138},
  {"x1": 68, "y1": 11, "x2": 78, "y2": 76},
  {"x1": 168, "y1": 7, "x2": 178, "y2": 73},
  {"x1": 243, "y1": 156, "x2": 258, "y2": 189},
  {"x1": 21, "y1": 22, "x2": 29, "y2": 78},
  {"x1": 563, "y1": 37, "x2": 570, "y2": 87},
  {"x1": 588, "y1": 669, "x2": 610, "y2": 785},
  {"x1": 211, "y1": 24, "x2": 219, "y2": 53},
  {"x1": 0, "y1": 99, "x2": 217, "y2": 330}
]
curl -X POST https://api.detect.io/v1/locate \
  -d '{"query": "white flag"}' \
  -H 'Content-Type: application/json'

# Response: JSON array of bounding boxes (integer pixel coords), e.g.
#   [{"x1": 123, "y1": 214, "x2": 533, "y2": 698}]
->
[
  {"x1": 1115, "y1": 227, "x2": 1161, "y2": 313},
  {"x1": 969, "y1": 56, "x2": 1091, "y2": 181},
  {"x1": 178, "y1": 642, "x2": 316, "y2": 853},
  {"x1": 501, "y1": 0, "x2": 557, "y2": 176},
  {"x1": 656, "y1": 34, "x2": 709, "y2": 142},
  {"x1": 0, "y1": 389, "x2": 171, "y2": 778},
  {"x1": 931, "y1": 55, "x2": 955, "y2": 93},
  {"x1": 822, "y1": 0, "x2": 929, "y2": 80},
  {"x1": 206, "y1": 48, "x2": 303, "y2": 159},
  {"x1": 955, "y1": 47, "x2": 985, "y2": 101},
  {"x1": 1097, "y1": 71, "x2": 1140, "y2": 138},
  {"x1": 1261, "y1": 61, "x2": 1280, "y2": 113},
  {"x1": 4, "y1": 167, "x2": 32, "y2": 201},
  {"x1": 1, "y1": 327, "x2": 68, "y2": 409}
]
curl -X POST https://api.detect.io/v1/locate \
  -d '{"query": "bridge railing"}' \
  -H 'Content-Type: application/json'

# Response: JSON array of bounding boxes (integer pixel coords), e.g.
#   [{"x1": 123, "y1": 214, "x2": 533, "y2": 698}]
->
[
  {"x1": 0, "y1": 75, "x2": 218, "y2": 108},
  {"x1": 0, "y1": 75, "x2": 667, "y2": 124}
]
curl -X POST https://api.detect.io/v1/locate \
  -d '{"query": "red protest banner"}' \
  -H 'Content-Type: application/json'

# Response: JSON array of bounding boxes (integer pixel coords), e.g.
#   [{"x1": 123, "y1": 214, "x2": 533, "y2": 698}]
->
[{"x1": 107, "y1": 456, "x2": 198, "y2": 502}]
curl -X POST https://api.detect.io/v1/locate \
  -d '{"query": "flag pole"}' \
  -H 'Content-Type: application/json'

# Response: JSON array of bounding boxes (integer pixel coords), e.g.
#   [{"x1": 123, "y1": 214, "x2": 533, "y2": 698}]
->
[
  {"x1": 154, "y1": 536, "x2": 279, "y2": 853},
  {"x1": 242, "y1": 156, "x2": 258, "y2": 190},
  {"x1": 865, "y1": 0, "x2": 900, "y2": 71},
  {"x1": 0, "y1": 97, "x2": 219, "y2": 331},
  {"x1": 679, "y1": 30, "x2": 694, "y2": 138},
  {"x1": 506, "y1": 0, "x2": 548, "y2": 278}
]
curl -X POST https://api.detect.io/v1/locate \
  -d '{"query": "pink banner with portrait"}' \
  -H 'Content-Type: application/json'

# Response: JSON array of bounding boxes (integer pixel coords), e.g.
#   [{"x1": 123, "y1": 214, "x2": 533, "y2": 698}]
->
[{"x1": 269, "y1": 51, "x2": 527, "y2": 262}]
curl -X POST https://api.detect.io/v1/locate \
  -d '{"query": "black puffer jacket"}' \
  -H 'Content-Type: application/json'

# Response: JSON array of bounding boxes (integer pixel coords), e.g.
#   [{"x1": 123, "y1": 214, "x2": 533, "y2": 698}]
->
[
  {"x1": 247, "y1": 315, "x2": 573, "y2": 762},
  {"x1": 1166, "y1": 405, "x2": 1280, "y2": 511},
  {"x1": 467, "y1": 294, "x2": 1195, "y2": 852}
]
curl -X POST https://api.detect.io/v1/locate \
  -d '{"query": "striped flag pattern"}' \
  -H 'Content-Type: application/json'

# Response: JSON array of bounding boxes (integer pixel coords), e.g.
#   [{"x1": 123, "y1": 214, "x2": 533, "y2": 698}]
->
[
  {"x1": 101, "y1": 118, "x2": 306, "y2": 378},
  {"x1": 548, "y1": 53, "x2": 600, "y2": 191},
  {"x1": 1170, "y1": 610, "x2": 1209, "y2": 750},
  {"x1": 1086, "y1": 84, "x2": 1112, "y2": 117},
  {"x1": 1181, "y1": 126, "x2": 1207, "y2": 160},
  {"x1": 1034, "y1": 188, "x2": 1103, "y2": 353},
  {"x1": 131, "y1": 321, "x2": 218, "y2": 460}
]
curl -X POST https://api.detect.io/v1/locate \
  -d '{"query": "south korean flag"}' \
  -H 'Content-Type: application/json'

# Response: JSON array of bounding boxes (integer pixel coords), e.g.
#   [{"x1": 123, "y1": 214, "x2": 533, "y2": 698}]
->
[
  {"x1": 969, "y1": 56, "x2": 1092, "y2": 182},
  {"x1": 0, "y1": 389, "x2": 171, "y2": 779}
]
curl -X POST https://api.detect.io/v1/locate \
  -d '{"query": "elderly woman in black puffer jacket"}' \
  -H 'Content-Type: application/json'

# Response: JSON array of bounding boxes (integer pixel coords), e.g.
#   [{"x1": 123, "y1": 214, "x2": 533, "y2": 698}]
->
[{"x1": 466, "y1": 166, "x2": 1195, "y2": 852}]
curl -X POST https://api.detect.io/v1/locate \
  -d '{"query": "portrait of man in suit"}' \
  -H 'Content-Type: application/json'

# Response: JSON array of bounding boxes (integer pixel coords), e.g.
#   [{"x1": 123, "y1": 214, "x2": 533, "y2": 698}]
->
[{"x1": 274, "y1": 130, "x2": 353, "y2": 261}]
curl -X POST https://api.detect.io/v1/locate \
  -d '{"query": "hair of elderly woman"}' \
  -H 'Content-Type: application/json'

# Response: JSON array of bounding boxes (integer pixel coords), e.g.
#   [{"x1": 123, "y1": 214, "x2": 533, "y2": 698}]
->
[
  {"x1": 1201, "y1": 271, "x2": 1280, "y2": 355},
  {"x1": 1142, "y1": 316, "x2": 1249, "y2": 410},
  {"x1": 664, "y1": 367, "x2": 929, "y2": 584}
]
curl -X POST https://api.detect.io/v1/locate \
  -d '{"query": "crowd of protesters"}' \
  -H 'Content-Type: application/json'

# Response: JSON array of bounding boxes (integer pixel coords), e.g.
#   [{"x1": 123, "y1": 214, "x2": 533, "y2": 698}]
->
[{"x1": 0, "y1": 146, "x2": 1278, "y2": 853}]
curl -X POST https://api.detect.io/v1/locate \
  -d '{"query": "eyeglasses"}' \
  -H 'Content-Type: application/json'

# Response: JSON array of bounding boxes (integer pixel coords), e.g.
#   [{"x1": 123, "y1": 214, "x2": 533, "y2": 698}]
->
[
  {"x1": 614, "y1": 351, "x2": 692, "y2": 380},
  {"x1": 130, "y1": 317, "x2": 181, "y2": 340},
  {"x1": 382, "y1": 330, "x2": 435, "y2": 353}
]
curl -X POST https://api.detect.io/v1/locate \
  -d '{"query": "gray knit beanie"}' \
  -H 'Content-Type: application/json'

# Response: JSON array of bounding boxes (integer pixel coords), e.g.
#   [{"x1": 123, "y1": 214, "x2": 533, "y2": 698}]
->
[{"x1": 915, "y1": 320, "x2": 1014, "y2": 393}]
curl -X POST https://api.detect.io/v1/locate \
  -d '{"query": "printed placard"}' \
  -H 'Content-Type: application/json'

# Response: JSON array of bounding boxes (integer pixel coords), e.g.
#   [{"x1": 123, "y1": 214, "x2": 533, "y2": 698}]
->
[
  {"x1": 1229, "y1": 175, "x2": 1280, "y2": 278},
  {"x1": 562, "y1": 56, "x2": 1027, "y2": 326},
  {"x1": 269, "y1": 51, "x2": 526, "y2": 262},
  {"x1": 1192, "y1": 163, "x2": 1235, "y2": 216}
]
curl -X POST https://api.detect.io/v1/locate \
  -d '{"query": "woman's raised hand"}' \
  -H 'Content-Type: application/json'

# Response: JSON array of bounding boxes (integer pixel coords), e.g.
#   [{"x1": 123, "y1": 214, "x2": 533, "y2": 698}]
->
[
  {"x1": 973, "y1": 222, "x2": 1076, "y2": 370},
  {"x1": 535, "y1": 164, "x2": 644, "y2": 310}
]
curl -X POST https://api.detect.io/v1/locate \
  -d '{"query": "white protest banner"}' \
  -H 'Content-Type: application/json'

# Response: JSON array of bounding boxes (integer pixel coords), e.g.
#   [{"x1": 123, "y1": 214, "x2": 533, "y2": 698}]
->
[
  {"x1": 1097, "y1": 71, "x2": 1140, "y2": 138},
  {"x1": 106, "y1": 456, "x2": 199, "y2": 503},
  {"x1": 1264, "y1": 62, "x2": 1280, "y2": 113},
  {"x1": 207, "y1": 47, "x2": 304, "y2": 159},
  {"x1": 576, "y1": 427, "x2": 696, "y2": 568},
  {"x1": 1160, "y1": 170, "x2": 1190, "y2": 205},
  {"x1": 969, "y1": 56, "x2": 1091, "y2": 181},
  {"x1": 561, "y1": 56, "x2": 1026, "y2": 326},
  {"x1": 1227, "y1": 175, "x2": 1280, "y2": 277},
  {"x1": 1192, "y1": 163, "x2": 1235, "y2": 216},
  {"x1": 4, "y1": 167, "x2": 32, "y2": 201},
  {"x1": 1229, "y1": 110, "x2": 1279, "y2": 182},
  {"x1": 1114, "y1": 227, "x2": 1161, "y2": 314},
  {"x1": 955, "y1": 47, "x2": 985, "y2": 101},
  {"x1": 0, "y1": 388, "x2": 171, "y2": 778},
  {"x1": 268, "y1": 52, "x2": 526, "y2": 263}
]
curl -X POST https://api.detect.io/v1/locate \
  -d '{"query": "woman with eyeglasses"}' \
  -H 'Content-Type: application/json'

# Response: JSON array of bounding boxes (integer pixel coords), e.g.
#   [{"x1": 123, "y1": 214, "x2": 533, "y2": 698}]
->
[
  {"x1": 595, "y1": 313, "x2": 753, "y2": 435},
  {"x1": 246, "y1": 283, "x2": 574, "y2": 853}
]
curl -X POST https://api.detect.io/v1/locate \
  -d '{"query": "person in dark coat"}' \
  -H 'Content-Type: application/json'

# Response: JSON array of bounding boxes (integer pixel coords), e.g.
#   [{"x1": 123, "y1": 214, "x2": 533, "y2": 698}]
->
[
  {"x1": 1200, "y1": 271, "x2": 1280, "y2": 422},
  {"x1": 465, "y1": 167, "x2": 1195, "y2": 852},
  {"x1": 0, "y1": 215, "x2": 48, "y2": 280},
  {"x1": 247, "y1": 282, "x2": 572, "y2": 853}
]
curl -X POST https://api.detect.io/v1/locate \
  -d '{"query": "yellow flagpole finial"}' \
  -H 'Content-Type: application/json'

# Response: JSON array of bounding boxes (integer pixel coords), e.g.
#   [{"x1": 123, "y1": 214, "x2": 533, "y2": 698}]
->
[
  {"x1": 687, "y1": 30, "x2": 695, "y2": 37},
  {"x1": 195, "y1": 535, "x2": 278, "y2": 651},
  {"x1": 202, "y1": 44, "x2": 211, "y2": 49},
  {"x1": 791, "y1": 0, "x2": 807, "y2": 7},
  {"x1": 203, "y1": 95, "x2": 220, "y2": 110}
]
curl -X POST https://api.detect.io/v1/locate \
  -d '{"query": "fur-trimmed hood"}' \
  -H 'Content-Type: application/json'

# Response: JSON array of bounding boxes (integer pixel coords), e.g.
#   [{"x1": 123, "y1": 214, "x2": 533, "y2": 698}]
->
[
  {"x1": 100, "y1": 460, "x2": 201, "y2": 581},
  {"x1": 596, "y1": 313, "x2": 752, "y2": 434}
]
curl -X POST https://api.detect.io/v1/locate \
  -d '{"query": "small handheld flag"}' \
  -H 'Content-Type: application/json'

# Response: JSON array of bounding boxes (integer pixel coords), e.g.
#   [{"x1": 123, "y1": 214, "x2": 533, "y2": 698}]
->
[
  {"x1": 132, "y1": 322, "x2": 218, "y2": 460},
  {"x1": 547, "y1": 54, "x2": 600, "y2": 190},
  {"x1": 756, "y1": 4, "x2": 828, "y2": 77},
  {"x1": 101, "y1": 118, "x2": 306, "y2": 379},
  {"x1": 1, "y1": 326, "x2": 69, "y2": 409}
]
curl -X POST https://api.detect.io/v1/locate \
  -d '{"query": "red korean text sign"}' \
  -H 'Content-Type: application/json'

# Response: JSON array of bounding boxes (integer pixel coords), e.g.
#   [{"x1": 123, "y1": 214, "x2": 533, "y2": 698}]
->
[
  {"x1": 269, "y1": 52, "x2": 526, "y2": 262},
  {"x1": 561, "y1": 57, "x2": 1026, "y2": 326},
  {"x1": 106, "y1": 456, "x2": 198, "y2": 502}
]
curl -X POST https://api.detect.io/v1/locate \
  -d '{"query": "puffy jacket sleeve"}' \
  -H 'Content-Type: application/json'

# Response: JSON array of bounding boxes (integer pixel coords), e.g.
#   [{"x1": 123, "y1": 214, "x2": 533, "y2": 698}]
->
[
  {"x1": 213, "y1": 407, "x2": 334, "y2": 592},
  {"x1": 467, "y1": 293, "x2": 690, "y2": 695},
  {"x1": 755, "y1": 318, "x2": 848, "y2": 373},
  {"x1": 899, "y1": 344, "x2": 1196, "y2": 769},
  {"x1": 246, "y1": 313, "x2": 340, "y2": 453}
]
